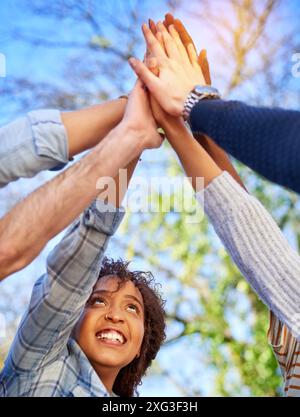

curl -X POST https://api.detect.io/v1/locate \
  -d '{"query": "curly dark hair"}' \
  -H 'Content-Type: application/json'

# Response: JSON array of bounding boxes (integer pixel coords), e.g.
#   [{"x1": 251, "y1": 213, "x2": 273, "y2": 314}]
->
[{"x1": 97, "y1": 257, "x2": 166, "y2": 397}]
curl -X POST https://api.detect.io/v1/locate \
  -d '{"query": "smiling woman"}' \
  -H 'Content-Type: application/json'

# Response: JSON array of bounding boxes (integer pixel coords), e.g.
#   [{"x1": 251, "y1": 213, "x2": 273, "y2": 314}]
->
[
  {"x1": 0, "y1": 76, "x2": 167, "y2": 397},
  {"x1": 73, "y1": 258, "x2": 166, "y2": 397},
  {"x1": 0, "y1": 252, "x2": 166, "y2": 398}
]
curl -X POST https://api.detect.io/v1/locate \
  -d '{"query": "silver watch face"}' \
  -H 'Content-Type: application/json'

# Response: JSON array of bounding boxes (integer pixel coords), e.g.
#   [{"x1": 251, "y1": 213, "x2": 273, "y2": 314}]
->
[{"x1": 193, "y1": 85, "x2": 220, "y2": 97}]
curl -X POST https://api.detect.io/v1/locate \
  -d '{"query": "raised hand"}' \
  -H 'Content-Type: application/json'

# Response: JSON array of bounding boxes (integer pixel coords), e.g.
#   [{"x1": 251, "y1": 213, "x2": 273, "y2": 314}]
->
[
  {"x1": 147, "y1": 14, "x2": 212, "y2": 125},
  {"x1": 144, "y1": 18, "x2": 189, "y2": 130},
  {"x1": 149, "y1": 14, "x2": 211, "y2": 85},
  {"x1": 122, "y1": 79, "x2": 163, "y2": 150},
  {"x1": 162, "y1": 13, "x2": 211, "y2": 85},
  {"x1": 163, "y1": 13, "x2": 196, "y2": 50},
  {"x1": 129, "y1": 21, "x2": 206, "y2": 117}
]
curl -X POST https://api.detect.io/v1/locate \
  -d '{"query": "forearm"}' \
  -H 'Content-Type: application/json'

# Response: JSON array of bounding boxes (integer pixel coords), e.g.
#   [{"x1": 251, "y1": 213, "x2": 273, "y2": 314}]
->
[
  {"x1": 61, "y1": 98, "x2": 127, "y2": 157},
  {"x1": 196, "y1": 172, "x2": 300, "y2": 340},
  {"x1": 163, "y1": 120, "x2": 222, "y2": 191},
  {"x1": 0, "y1": 123, "x2": 143, "y2": 280},
  {"x1": 103, "y1": 157, "x2": 140, "y2": 207},
  {"x1": 189, "y1": 99, "x2": 300, "y2": 193},
  {"x1": 193, "y1": 133, "x2": 246, "y2": 191},
  {"x1": 0, "y1": 99, "x2": 126, "y2": 188}
]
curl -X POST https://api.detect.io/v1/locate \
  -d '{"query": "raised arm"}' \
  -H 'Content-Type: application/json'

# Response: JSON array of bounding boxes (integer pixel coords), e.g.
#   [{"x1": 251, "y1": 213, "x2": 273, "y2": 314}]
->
[
  {"x1": 1, "y1": 82, "x2": 160, "y2": 376},
  {"x1": 0, "y1": 98, "x2": 127, "y2": 188},
  {"x1": 157, "y1": 109, "x2": 300, "y2": 341},
  {"x1": 189, "y1": 99, "x2": 300, "y2": 194},
  {"x1": 0, "y1": 82, "x2": 162, "y2": 280},
  {"x1": 152, "y1": 14, "x2": 246, "y2": 191},
  {"x1": 61, "y1": 98, "x2": 127, "y2": 157},
  {"x1": 4, "y1": 162, "x2": 139, "y2": 374},
  {"x1": 146, "y1": 25, "x2": 300, "y2": 341}
]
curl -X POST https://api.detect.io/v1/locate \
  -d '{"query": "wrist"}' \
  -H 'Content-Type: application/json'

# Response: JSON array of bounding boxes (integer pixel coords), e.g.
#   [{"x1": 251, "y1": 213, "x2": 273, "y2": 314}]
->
[
  {"x1": 183, "y1": 85, "x2": 221, "y2": 121},
  {"x1": 166, "y1": 123, "x2": 196, "y2": 156},
  {"x1": 163, "y1": 117, "x2": 187, "y2": 138},
  {"x1": 114, "y1": 122, "x2": 146, "y2": 155},
  {"x1": 116, "y1": 97, "x2": 127, "y2": 116}
]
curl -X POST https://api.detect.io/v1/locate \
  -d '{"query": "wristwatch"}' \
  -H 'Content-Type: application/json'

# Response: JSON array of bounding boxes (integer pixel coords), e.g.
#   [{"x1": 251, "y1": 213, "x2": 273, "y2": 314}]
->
[{"x1": 183, "y1": 85, "x2": 221, "y2": 121}]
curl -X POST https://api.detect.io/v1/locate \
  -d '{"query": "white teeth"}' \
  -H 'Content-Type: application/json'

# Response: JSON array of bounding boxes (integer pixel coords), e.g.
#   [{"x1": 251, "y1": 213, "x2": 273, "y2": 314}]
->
[{"x1": 96, "y1": 330, "x2": 125, "y2": 344}]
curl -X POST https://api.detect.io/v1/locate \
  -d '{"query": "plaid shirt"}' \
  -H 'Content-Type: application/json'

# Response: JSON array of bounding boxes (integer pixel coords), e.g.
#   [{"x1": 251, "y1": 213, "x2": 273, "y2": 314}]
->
[
  {"x1": 0, "y1": 200, "x2": 125, "y2": 397},
  {"x1": 0, "y1": 109, "x2": 69, "y2": 188}
]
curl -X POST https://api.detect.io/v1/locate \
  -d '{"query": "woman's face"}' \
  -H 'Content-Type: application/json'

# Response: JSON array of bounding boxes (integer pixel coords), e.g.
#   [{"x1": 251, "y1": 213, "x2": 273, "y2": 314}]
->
[{"x1": 74, "y1": 275, "x2": 145, "y2": 376}]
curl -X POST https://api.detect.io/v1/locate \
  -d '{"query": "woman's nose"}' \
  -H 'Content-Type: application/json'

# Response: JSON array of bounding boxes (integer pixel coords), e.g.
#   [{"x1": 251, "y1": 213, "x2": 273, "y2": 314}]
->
[{"x1": 105, "y1": 309, "x2": 125, "y2": 323}]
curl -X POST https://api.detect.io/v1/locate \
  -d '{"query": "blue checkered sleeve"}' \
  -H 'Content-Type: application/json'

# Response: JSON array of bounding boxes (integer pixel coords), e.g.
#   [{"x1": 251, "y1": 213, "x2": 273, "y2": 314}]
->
[
  {"x1": 4, "y1": 200, "x2": 125, "y2": 373},
  {"x1": 0, "y1": 109, "x2": 69, "y2": 188}
]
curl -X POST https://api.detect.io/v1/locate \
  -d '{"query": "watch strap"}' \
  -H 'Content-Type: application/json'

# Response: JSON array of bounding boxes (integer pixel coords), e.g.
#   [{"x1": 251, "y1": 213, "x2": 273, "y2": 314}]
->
[{"x1": 183, "y1": 86, "x2": 221, "y2": 121}]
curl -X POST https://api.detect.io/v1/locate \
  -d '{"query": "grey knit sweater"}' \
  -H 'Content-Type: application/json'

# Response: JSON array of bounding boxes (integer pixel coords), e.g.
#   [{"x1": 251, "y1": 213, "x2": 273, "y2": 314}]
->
[{"x1": 196, "y1": 171, "x2": 300, "y2": 341}]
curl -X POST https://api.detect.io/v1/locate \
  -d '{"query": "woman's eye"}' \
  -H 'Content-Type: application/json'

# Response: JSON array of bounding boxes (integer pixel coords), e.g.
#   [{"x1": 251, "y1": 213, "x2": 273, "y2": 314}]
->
[
  {"x1": 127, "y1": 304, "x2": 139, "y2": 313},
  {"x1": 91, "y1": 297, "x2": 105, "y2": 306}
]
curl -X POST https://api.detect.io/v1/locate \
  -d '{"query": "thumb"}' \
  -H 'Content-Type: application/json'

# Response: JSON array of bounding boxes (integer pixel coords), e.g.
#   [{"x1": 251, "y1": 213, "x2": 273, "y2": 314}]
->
[{"x1": 128, "y1": 57, "x2": 160, "y2": 93}]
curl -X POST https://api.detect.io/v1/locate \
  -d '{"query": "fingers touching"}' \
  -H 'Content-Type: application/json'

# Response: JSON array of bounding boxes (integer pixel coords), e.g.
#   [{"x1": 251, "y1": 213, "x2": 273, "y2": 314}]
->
[
  {"x1": 129, "y1": 57, "x2": 160, "y2": 92},
  {"x1": 148, "y1": 18, "x2": 157, "y2": 36},
  {"x1": 156, "y1": 21, "x2": 182, "y2": 61},
  {"x1": 128, "y1": 13, "x2": 210, "y2": 117},
  {"x1": 148, "y1": 19, "x2": 189, "y2": 63},
  {"x1": 145, "y1": 55, "x2": 159, "y2": 76},
  {"x1": 163, "y1": 13, "x2": 174, "y2": 28},
  {"x1": 164, "y1": 14, "x2": 212, "y2": 84},
  {"x1": 147, "y1": 17, "x2": 198, "y2": 66},
  {"x1": 142, "y1": 23, "x2": 166, "y2": 62},
  {"x1": 173, "y1": 19, "x2": 196, "y2": 52},
  {"x1": 186, "y1": 43, "x2": 198, "y2": 65},
  {"x1": 168, "y1": 24, "x2": 190, "y2": 62}
]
